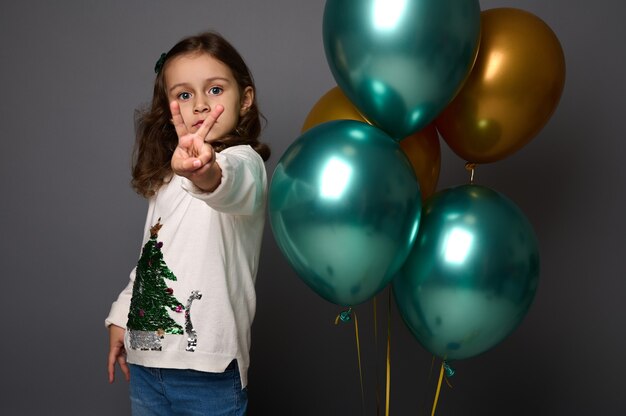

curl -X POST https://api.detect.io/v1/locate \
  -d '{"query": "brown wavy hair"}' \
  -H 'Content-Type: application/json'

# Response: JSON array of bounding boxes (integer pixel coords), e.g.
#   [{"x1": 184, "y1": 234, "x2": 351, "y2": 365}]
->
[{"x1": 131, "y1": 31, "x2": 271, "y2": 198}]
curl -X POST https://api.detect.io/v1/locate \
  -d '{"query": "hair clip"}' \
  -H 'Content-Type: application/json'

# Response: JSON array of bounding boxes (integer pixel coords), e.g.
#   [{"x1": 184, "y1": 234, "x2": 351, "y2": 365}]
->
[{"x1": 154, "y1": 53, "x2": 167, "y2": 74}]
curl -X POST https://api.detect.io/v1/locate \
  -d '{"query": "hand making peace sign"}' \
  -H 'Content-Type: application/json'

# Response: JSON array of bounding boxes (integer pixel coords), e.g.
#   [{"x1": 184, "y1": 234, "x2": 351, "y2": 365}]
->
[{"x1": 170, "y1": 101, "x2": 224, "y2": 192}]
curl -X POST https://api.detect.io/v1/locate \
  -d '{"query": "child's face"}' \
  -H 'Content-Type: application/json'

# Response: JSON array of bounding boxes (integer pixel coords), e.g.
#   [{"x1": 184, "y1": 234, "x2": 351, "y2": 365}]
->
[{"x1": 164, "y1": 52, "x2": 253, "y2": 142}]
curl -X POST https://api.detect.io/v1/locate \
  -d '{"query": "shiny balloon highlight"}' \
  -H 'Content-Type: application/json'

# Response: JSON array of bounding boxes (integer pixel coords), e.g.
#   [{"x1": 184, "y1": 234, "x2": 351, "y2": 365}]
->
[
  {"x1": 270, "y1": 120, "x2": 422, "y2": 306},
  {"x1": 323, "y1": 0, "x2": 481, "y2": 140},
  {"x1": 393, "y1": 185, "x2": 540, "y2": 360},
  {"x1": 302, "y1": 86, "x2": 441, "y2": 200}
]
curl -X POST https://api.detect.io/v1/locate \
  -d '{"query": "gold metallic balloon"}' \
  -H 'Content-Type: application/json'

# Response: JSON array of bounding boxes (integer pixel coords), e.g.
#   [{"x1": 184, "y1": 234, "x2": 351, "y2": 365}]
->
[
  {"x1": 303, "y1": 87, "x2": 440, "y2": 199},
  {"x1": 301, "y1": 86, "x2": 369, "y2": 133},
  {"x1": 400, "y1": 125, "x2": 441, "y2": 200},
  {"x1": 436, "y1": 8, "x2": 566, "y2": 163}
]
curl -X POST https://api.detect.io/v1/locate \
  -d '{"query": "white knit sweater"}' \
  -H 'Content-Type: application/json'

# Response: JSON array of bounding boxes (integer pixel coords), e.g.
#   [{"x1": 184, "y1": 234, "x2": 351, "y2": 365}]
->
[{"x1": 106, "y1": 145, "x2": 267, "y2": 388}]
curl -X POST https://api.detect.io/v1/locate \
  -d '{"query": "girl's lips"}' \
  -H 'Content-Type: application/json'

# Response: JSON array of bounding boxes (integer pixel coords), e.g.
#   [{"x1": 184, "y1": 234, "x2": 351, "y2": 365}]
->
[{"x1": 193, "y1": 120, "x2": 205, "y2": 128}]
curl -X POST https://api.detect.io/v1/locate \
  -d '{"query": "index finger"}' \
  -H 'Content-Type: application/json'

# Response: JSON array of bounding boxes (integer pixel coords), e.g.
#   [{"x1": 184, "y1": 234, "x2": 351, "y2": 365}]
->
[
  {"x1": 196, "y1": 105, "x2": 224, "y2": 142},
  {"x1": 170, "y1": 101, "x2": 189, "y2": 140},
  {"x1": 107, "y1": 349, "x2": 118, "y2": 383}
]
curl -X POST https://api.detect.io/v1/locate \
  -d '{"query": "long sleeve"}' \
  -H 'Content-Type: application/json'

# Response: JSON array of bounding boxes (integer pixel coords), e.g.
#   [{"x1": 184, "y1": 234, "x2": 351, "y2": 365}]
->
[
  {"x1": 103, "y1": 144, "x2": 267, "y2": 388},
  {"x1": 104, "y1": 268, "x2": 136, "y2": 328},
  {"x1": 181, "y1": 145, "x2": 266, "y2": 215}
]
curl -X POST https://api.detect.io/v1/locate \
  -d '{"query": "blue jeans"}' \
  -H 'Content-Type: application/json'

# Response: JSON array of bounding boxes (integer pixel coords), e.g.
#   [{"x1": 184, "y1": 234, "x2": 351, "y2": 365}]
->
[{"x1": 129, "y1": 361, "x2": 247, "y2": 416}]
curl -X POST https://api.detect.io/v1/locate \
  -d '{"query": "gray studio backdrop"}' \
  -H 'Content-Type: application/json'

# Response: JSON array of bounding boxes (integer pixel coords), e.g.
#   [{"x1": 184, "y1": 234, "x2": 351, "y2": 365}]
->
[{"x1": 1, "y1": 1, "x2": 624, "y2": 414}]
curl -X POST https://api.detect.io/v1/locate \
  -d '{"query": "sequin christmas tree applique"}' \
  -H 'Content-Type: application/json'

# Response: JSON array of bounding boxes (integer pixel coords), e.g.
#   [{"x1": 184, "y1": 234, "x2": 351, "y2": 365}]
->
[{"x1": 127, "y1": 219, "x2": 184, "y2": 350}]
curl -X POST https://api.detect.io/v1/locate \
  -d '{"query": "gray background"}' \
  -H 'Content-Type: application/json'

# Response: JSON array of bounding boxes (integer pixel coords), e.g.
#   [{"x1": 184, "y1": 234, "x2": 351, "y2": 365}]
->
[{"x1": 1, "y1": 0, "x2": 624, "y2": 414}]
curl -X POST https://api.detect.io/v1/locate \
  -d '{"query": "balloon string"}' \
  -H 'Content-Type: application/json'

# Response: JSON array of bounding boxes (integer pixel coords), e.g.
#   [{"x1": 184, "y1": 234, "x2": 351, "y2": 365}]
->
[
  {"x1": 354, "y1": 312, "x2": 366, "y2": 416},
  {"x1": 334, "y1": 308, "x2": 365, "y2": 415},
  {"x1": 464, "y1": 162, "x2": 477, "y2": 184},
  {"x1": 431, "y1": 361, "x2": 446, "y2": 416},
  {"x1": 373, "y1": 297, "x2": 381, "y2": 416},
  {"x1": 385, "y1": 289, "x2": 391, "y2": 416}
]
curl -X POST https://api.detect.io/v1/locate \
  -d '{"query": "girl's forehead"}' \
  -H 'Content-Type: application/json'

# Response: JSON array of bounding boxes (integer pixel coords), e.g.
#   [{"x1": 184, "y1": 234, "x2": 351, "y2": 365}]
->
[{"x1": 165, "y1": 52, "x2": 234, "y2": 82}]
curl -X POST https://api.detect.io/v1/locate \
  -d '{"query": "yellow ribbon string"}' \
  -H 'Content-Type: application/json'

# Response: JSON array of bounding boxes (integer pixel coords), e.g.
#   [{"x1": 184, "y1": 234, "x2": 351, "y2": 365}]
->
[
  {"x1": 335, "y1": 308, "x2": 365, "y2": 415},
  {"x1": 445, "y1": 375, "x2": 454, "y2": 389},
  {"x1": 354, "y1": 312, "x2": 366, "y2": 416},
  {"x1": 373, "y1": 297, "x2": 381, "y2": 416},
  {"x1": 431, "y1": 362, "x2": 445, "y2": 416},
  {"x1": 385, "y1": 289, "x2": 391, "y2": 416}
]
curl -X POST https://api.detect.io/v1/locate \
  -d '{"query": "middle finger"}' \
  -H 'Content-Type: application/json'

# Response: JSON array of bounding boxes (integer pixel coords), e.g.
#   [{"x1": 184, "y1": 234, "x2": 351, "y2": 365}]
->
[{"x1": 197, "y1": 105, "x2": 225, "y2": 142}]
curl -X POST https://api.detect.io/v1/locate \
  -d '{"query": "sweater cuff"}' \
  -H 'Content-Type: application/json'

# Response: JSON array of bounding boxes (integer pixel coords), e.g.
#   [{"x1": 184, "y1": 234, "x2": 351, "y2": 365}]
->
[
  {"x1": 180, "y1": 151, "x2": 228, "y2": 198},
  {"x1": 104, "y1": 300, "x2": 129, "y2": 329}
]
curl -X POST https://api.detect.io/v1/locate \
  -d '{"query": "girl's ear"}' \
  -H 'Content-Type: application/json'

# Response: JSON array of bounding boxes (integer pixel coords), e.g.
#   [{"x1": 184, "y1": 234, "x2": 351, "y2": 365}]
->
[{"x1": 240, "y1": 86, "x2": 254, "y2": 116}]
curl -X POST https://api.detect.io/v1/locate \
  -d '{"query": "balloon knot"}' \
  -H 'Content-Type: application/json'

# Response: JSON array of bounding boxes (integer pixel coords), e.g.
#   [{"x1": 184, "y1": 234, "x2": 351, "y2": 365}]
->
[
  {"x1": 443, "y1": 361, "x2": 456, "y2": 378},
  {"x1": 464, "y1": 162, "x2": 477, "y2": 184},
  {"x1": 335, "y1": 307, "x2": 353, "y2": 324}
]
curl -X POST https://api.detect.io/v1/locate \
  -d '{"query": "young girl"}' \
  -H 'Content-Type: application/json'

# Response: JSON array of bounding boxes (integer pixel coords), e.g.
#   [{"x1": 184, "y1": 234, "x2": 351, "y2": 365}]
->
[{"x1": 106, "y1": 31, "x2": 270, "y2": 416}]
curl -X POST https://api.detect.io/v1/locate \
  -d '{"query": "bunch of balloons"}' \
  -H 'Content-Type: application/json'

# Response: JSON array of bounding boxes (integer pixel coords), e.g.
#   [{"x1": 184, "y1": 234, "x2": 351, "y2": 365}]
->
[{"x1": 269, "y1": 0, "x2": 564, "y2": 362}]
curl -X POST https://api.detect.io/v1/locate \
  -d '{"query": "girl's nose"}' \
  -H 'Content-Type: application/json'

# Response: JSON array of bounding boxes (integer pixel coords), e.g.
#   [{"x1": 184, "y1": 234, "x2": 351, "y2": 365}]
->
[{"x1": 194, "y1": 99, "x2": 209, "y2": 113}]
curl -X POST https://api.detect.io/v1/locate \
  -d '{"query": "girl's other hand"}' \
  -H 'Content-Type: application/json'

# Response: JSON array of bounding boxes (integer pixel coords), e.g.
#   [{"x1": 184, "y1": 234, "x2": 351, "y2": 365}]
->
[{"x1": 107, "y1": 324, "x2": 130, "y2": 383}]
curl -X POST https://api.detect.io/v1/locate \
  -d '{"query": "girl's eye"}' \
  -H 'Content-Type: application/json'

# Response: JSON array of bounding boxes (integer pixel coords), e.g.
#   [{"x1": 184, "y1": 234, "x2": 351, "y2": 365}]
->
[
  {"x1": 177, "y1": 92, "x2": 192, "y2": 100},
  {"x1": 209, "y1": 87, "x2": 223, "y2": 95}
]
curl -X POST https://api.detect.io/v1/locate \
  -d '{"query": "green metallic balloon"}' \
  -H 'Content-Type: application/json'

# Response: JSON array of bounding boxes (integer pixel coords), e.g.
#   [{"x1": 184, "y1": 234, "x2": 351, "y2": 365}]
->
[
  {"x1": 323, "y1": 0, "x2": 481, "y2": 140},
  {"x1": 393, "y1": 185, "x2": 539, "y2": 360},
  {"x1": 270, "y1": 120, "x2": 422, "y2": 306}
]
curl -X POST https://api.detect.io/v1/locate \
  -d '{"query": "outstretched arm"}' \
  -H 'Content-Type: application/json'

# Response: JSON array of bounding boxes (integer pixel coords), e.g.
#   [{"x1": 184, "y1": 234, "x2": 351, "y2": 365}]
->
[
  {"x1": 170, "y1": 101, "x2": 224, "y2": 192},
  {"x1": 107, "y1": 324, "x2": 130, "y2": 383}
]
